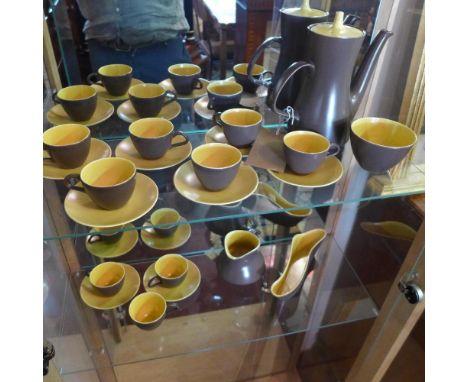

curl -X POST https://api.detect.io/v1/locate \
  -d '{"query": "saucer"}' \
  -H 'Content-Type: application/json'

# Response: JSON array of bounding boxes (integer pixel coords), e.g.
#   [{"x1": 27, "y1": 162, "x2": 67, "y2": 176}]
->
[
  {"x1": 85, "y1": 223, "x2": 139, "y2": 258},
  {"x1": 92, "y1": 78, "x2": 143, "y2": 102},
  {"x1": 114, "y1": 135, "x2": 192, "y2": 171},
  {"x1": 204, "y1": 125, "x2": 250, "y2": 156},
  {"x1": 43, "y1": 138, "x2": 111, "y2": 180},
  {"x1": 143, "y1": 259, "x2": 201, "y2": 302},
  {"x1": 64, "y1": 173, "x2": 159, "y2": 228},
  {"x1": 158, "y1": 78, "x2": 209, "y2": 100},
  {"x1": 47, "y1": 98, "x2": 114, "y2": 126},
  {"x1": 117, "y1": 100, "x2": 181, "y2": 123},
  {"x1": 140, "y1": 218, "x2": 191, "y2": 250},
  {"x1": 174, "y1": 161, "x2": 259, "y2": 206},
  {"x1": 80, "y1": 263, "x2": 140, "y2": 310},
  {"x1": 268, "y1": 157, "x2": 343, "y2": 188}
]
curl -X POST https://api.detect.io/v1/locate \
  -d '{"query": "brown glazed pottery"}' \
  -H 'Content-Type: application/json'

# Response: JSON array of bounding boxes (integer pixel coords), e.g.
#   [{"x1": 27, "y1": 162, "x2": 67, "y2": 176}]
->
[
  {"x1": 145, "y1": 208, "x2": 181, "y2": 237},
  {"x1": 191, "y1": 143, "x2": 242, "y2": 191},
  {"x1": 89, "y1": 262, "x2": 126, "y2": 296},
  {"x1": 64, "y1": 157, "x2": 137, "y2": 210},
  {"x1": 350, "y1": 117, "x2": 417, "y2": 173},
  {"x1": 129, "y1": 118, "x2": 189, "y2": 159},
  {"x1": 168, "y1": 63, "x2": 203, "y2": 95},
  {"x1": 207, "y1": 81, "x2": 243, "y2": 112},
  {"x1": 54, "y1": 85, "x2": 98, "y2": 121},
  {"x1": 283, "y1": 130, "x2": 339, "y2": 174},
  {"x1": 43, "y1": 124, "x2": 91, "y2": 168},
  {"x1": 86, "y1": 225, "x2": 124, "y2": 245},
  {"x1": 129, "y1": 83, "x2": 177, "y2": 118},
  {"x1": 147, "y1": 254, "x2": 189, "y2": 288},
  {"x1": 233, "y1": 63, "x2": 268, "y2": 94},
  {"x1": 129, "y1": 292, "x2": 168, "y2": 330},
  {"x1": 87, "y1": 64, "x2": 133, "y2": 96},
  {"x1": 213, "y1": 108, "x2": 262, "y2": 147}
]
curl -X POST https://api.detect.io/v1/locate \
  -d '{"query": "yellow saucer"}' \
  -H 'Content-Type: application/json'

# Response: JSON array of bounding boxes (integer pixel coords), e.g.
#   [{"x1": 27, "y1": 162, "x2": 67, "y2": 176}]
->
[
  {"x1": 143, "y1": 259, "x2": 200, "y2": 302},
  {"x1": 92, "y1": 78, "x2": 143, "y2": 101},
  {"x1": 140, "y1": 218, "x2": 191, "y2": 250},
  {"x1": 268, "y1": 157, "x2": 343, "y2": 188},
  {"x1": 158, "y1": 78, "x2": 209, "y2": 100},
  {"x1": 64, "y1": 173, "x2": 159, "y2": 228},
  {"x1": 80, "y1": 263, "x2": 140, "y2": 310},
  {"x1": 193, "y1": 95, "x2": 213, "y2": 119},
  {"x1": 114, "y1": 135, "x2": 192, "y2": 171},
  {"x1": 85, "y1": 223, "x2": 139, "y2": 258},
  {"x1": 47, "y1": 98, "x2": 114, "y2": 126},
  {"x1": 174, "y1": 161, "x2": 259, "y2": 206},
  {"x1": 117, "y1": 99, "x2": 181, "y2": 123},
  {"x1": 43, "y1": 138, "x2": 111, "y2": 180},
  {"x1": 205, "y1": 125, "x2": 250, "y2": 156}
]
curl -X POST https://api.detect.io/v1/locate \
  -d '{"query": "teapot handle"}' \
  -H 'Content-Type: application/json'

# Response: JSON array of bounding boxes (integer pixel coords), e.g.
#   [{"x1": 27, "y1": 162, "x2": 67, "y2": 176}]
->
[
  {"x1": 271, "y1": 61, "x2": 315, "y2": 121},
  {"x1": 247, "y1": 36, "x2": 282, "y2": 86}
]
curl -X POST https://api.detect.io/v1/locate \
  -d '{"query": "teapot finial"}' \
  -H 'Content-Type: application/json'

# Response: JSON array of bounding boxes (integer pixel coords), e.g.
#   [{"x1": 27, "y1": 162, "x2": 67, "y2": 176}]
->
[
  {"x1": 301, "y1": 0, "x2": 311, "y2": 12},
  {"x1": 332, "y1": 11, "x2": 345, "y2": 32}
]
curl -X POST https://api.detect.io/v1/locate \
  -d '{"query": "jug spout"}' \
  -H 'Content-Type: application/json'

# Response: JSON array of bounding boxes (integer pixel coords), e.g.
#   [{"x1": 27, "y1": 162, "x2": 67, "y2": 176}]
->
[{"x1": 350, "y1": 29, "x2": 393, "y2": 116}]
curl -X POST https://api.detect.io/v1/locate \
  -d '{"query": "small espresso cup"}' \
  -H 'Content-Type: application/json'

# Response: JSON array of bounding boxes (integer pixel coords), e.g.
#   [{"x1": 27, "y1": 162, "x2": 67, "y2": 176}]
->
[
  {"x1": 129, "y1": 83, "x2": 177, "y2": 118},
  {"x1": 207, "y1": 81, "x2": 243, "y2": 112},
  {"x1": 129, "y1": 118, "x2": 189, "y2": 159},
  {"x1": 64, "y1": 157, "x2": 137, "y2": 210},
  {"x1": 54, "y1": 85, "x2": 97, "y2": 121},
  {"x1": 145, "y1": 208, "x2": 181, "y2": 237},
  {"x1": 87, "y1": 64, "x2": 133, "y2": 96},
  {"x1": 192, "y1": 143, "x2": 242, "y2": 191},
  {"x1": 87, "y1": 225, "x2": 125, "y2": 245},
  {"x1": 168, "y1": 63, "x2": 203, "y2": 95},
  {"x1": 147, "y1": 254, "x2": 188, "y2": 288},
  {"x1": 89, "y1": 262, "x2": 125, "y2": 296},
  {"x1": 43, "y1": 124, "x2": 91, "y2": 168},
  {"x1": 283, "y1": 131, "x2": 340, "y2": 174},
  {"x1": 233, "y1": 63, "x2": 270, "y2": 94},
  {"x1": 129, "y1": 292, "x2": 179, "y2": 330},
  {"x1": 213, "y1": 108, "x2": 262, "y2": 147}
]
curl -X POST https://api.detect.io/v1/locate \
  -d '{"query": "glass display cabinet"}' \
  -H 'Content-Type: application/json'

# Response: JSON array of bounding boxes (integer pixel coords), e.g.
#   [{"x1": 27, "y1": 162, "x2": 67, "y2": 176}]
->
[{"x1": 43, "y1": 0, "x2": 425, "y2": 381}]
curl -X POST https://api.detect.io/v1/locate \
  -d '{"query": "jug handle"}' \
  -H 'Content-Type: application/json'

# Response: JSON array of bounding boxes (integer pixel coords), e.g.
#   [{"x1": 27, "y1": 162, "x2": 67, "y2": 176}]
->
[
  {"x1": 247, "y1": 36, "x2": 282, "y2": 86},
  {"x1": 271, "y1": 61, "x2": 315, "y2": 122}
]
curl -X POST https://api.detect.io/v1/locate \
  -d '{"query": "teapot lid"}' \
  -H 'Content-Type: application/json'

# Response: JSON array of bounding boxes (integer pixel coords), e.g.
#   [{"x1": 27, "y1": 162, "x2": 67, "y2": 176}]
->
[
  {"x1": 310, "y1": 11, "x2": 364, "y2": 38},
  {"x1": 281, "y1": 0, "x2": 328, "y2": 18}
]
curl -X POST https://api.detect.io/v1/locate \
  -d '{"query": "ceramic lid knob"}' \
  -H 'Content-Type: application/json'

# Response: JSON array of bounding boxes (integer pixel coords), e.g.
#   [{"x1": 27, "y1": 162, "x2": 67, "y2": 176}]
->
[{"x1": 310, "y1": 10, "x2": 365, "y2": 38}]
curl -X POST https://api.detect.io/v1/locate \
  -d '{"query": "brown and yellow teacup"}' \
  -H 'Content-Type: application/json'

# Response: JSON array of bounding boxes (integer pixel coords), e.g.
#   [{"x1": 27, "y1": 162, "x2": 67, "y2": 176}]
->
[
  {"x1": 233, "y1": 63, "x2": 270, "y2": 94},
  {"x1": 207, "y1": 81, "x2": 243, "y2": 112},
  {"x1": 147, "y1": 254, "x2": 188, "y2": 288},
  {"x1": 87, "y1": 225, "x2": 125, "y2": 245},
  {"x1": 129, "y1": 83, "x2": 177, "y2": 118},
  {"x1": 191, "y1": 143, "x2": 242, "y2": 191},
  {"x1": 145, "y1": 208, "x2": 181, "y2": 238},
  {"x1": 43, "y1": 124, "x2": 91, "y2": 168},
  {"x1": 64, "y1": 157, "x2": 136, "y2": 210},
  {"x1": 129, "y1": 292, "x2": 169, "y2": 330},
  {"x1": 54, "y1": 85, "x2": 97, "y2": 121},
  {"x1": 89, "y1": 262, "x2": 125, "y2": 296},
  {"x1": 168, "y1": 63, "x2": 203, "y2": 95},
  {"x1": 213, "y1": 108, "x2": 262, "y2": 147},
  {"x1": 129, "y1": 118, "x2": 189, "y2": 159},
  {"x1": 87, "y1": 64, "x2": 133, "y2": 96}
]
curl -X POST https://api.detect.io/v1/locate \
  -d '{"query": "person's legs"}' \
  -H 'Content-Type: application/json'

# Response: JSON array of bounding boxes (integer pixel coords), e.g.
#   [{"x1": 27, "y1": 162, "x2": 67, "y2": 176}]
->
[{"x1": 87, "y1": 40, "x2": 133, "y2": 72}]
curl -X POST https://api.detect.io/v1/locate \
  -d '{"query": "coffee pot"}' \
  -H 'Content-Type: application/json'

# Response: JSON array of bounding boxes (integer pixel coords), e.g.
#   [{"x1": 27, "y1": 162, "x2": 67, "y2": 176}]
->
[{"x1": 270, "y1": 12, "x2": 393, "y2": 148}]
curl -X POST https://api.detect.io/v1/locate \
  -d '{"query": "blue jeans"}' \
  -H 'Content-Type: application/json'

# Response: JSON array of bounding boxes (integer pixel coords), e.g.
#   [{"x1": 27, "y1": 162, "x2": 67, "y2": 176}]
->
[{"x1": 87, "y1": 37, "x2": 191, "y2": 83}]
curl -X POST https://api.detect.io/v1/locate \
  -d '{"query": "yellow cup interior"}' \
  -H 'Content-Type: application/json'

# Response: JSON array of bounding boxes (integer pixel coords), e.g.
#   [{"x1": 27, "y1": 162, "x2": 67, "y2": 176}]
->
[
  {"x1": 221, "y1": 108, "x2": 262, "y2": 126},
  {"x1": 98, "y1": 64, "x2": 132, "y2": 77},
  {"x1": 81, "y1": 158, "x2": 136, "y2": 187},
  {"x1": 129, "y1": 118, "x2": 173, "y2": 138},
  {"x1": 284, "y1": 131, "x2": 329, "y2": 154},
  {"x1": 58, "y1": 85, "x2": 96, "y2": 101},
  {"x1": 129, "y1": 292, "x2": 166, "y2": 324},
  {"x1": 151, "y1": 208, "x2": 180, "y2": 226},
  {"x1": 207, "y1": 82, "x2": 243, "y2": 96},
  {"x1": 155, "y1": 254, "x2": 188, "y2": 279},
  {"x1": 168, "y1": 63, "x2": 201, "y2": 76},
  {"x1": 89, "y1": 262, "x2": 125, "y2": 288},
  {"x1": 352, "y1": 118, "x2": 417, "y2": 148},
  {"x1": 43, "y1": 124, "x2": 90, "y2": 146},
  {"x1": 129, "y1": 83, "x2": 164, "y2": 98},
  {"x1": 192, "y1": 143, "x2": 242, "y2": 169},
  {"x1": 233, "y1": 63, "x2": 264, "y2": 76},
  {"x1": 225, "y1": 230, "x2": 260, "y2": 258}
]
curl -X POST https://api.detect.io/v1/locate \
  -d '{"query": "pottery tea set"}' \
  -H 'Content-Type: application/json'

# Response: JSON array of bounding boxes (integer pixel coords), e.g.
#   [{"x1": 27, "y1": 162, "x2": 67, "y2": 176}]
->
[{"x1": 43, "y1": 5, "x2": 419, "y2": 330}]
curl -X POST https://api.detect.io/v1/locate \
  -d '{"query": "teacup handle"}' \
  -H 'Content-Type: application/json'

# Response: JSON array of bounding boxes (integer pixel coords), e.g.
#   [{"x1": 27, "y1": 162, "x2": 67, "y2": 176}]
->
[
  {"x1": 171, "y1": 131, "x2": 190, "y2": 148},
  {"x1": 86, "y1": 72, "x2": 103, "y2": 86},
  {"x1": 43, "y1": 144, "x2": 53, "y2": 162},
  {"x1": 148, "y1": 275, "x2": 162, "y2": 288},
  {"x1": 52, "y1": 91, "x2": 61, "y2": 104},
  {"x1": 207, "y1": 100, "x2": 214, "y2": 110},
  {"x1": 212, "y1": 112, "x2": 226, "y2": 128},
  {"x1": 143, "y1": 221, "x2": 156, "y2": 235},
  {"x1": 163, "y1": 91, "x2": 178, "y2": 106},
  {"x1": 166, "y1": 304, "x2": 181, "y2": 313},
  {"x1": 64, "y1": 173, "x2": 86, "y2": 193},
  {"x1": 193, "y1": 79, "x2": 203, "y2": 90},
  {"x1": 87, "y1": 233, "x2": 103, "y2": 244},
  {"x1": 327, "y1": 143, "x2": 341, "y2": 157},
  {"x1": 247, "y1": 36, "x2": 282, "y2": 86}
]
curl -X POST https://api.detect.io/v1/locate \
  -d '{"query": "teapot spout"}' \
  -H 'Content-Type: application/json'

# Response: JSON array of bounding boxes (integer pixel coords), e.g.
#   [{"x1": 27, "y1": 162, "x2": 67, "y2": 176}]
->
[{"x1": 350, "y1": 29, "x2": 393, "y2": 117}]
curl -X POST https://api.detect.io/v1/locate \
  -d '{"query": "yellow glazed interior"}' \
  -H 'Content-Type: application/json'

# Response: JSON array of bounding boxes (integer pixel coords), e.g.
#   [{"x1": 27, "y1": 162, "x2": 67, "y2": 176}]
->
[
  {"x1": 352, "y1": 118, "x2": 417, "y2": 148},
  {"x1": 58, "y1": 85, "x2": 96, "y2": 101},
  {"x1": 43, "y1": 124, "x2": 90, "y2": 146},
  {"x1": 129, "y1": 83, "x2": 165, "y2": 98},
  {"x1": 284, "y1": 131, "x2": 329, "y2": 154},
  {"x1": 221, "y1": 108, "x2": 262, "y2": 126},
  {"x1": 225, "y1": 230, "x2": 260, "y2": 259},
  {"x1": 129, "y1": 292, "x2": 166, "y2": 324},
  {"x1": 150, "y1": 208, "x2": 180, "y2": 226},
  {"x1": 192, "y1": 143, "x2": 242, "y2": 169},
  {"x1": 310, "y1": 11, "x2": 364, "y2": 38},
  {"x1": 256, "y1": 183, "x2": 311, "y2": 217},
  {"x1": 155, "y1": 254, "x2": 188, "y2": 279},
  {"x1": 129, "y1": 118, "x2": 173, "y2": 138},
  {"x1": 81, "y1": 157, "x2": 136, "y2": 187},
  {"x1": 233, "y1": 63, "x2": 264, "y2": 76},
  {"x1": 89, "y1": 262, "x2": 125, "y2": 288},
  {"x1": 168, "y1": 63, "x2": 201, "y2": 76},
  {"x1": 98, "y1": 64, "x2": 132, "y2": 77},
  {"x1": 207, "y1": 82, "x2": 243, "y2": 96}
]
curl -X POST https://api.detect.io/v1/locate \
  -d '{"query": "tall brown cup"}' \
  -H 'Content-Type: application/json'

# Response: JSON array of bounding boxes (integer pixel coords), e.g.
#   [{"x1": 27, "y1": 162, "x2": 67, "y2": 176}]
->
[
  {"x1": 129, "y1": 83, "x2": 177, "y2": 118},
  {"x1": 87, "y1": 64, "x2": 133, "y2": 96},
  {"x1": 213, "y1": 108, "x2": 262, "y2": 147},
  {"x1": 54, "y1": 85, "x2": 97, "y2": 121}
]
